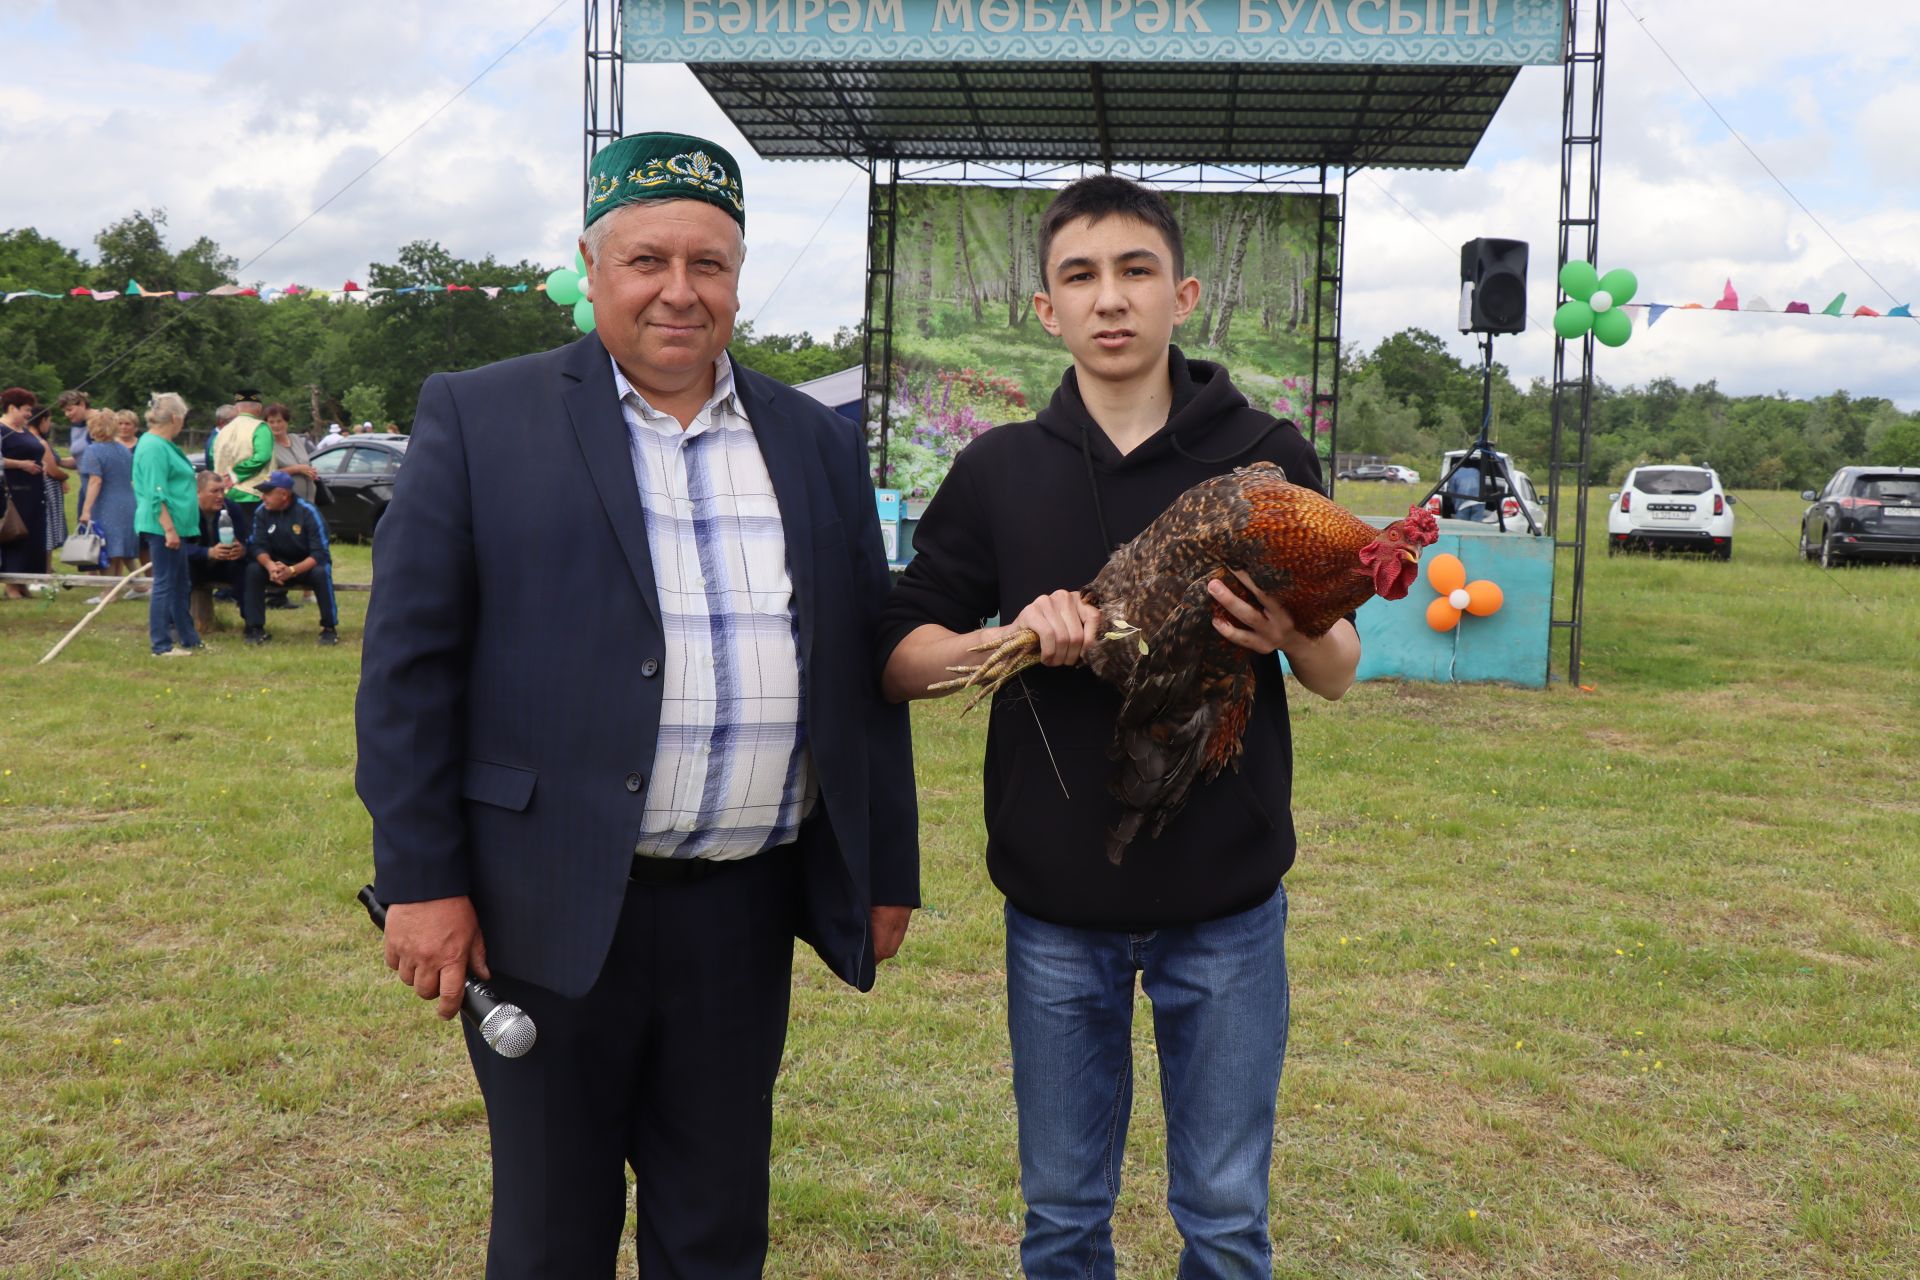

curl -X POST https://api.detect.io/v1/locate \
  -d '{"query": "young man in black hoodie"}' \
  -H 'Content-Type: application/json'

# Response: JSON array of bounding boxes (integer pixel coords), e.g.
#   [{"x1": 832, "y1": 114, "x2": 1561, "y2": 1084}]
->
[{"x1": 880, "y1": 177, "x2": 1360, "y2": 1277}]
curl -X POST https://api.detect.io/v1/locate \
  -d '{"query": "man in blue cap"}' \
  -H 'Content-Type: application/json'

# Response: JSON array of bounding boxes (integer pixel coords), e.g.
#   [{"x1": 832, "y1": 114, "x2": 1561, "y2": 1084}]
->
[
  {"x1": 356, "y1": 132, "x2": 918, "y2": 1278},
  {"x1": 242, "y1": 470, "x2": 337, "y2": 645}
]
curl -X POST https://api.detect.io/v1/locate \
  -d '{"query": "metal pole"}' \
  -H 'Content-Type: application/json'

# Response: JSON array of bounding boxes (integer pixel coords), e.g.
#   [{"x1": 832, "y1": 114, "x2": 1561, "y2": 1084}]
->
[
  {"x1": 1547, "y1": 0, "x2": 1608, "y2": 684},
  {"x1": 583, "y1": 0, "x2": 625, "y2": 222}
]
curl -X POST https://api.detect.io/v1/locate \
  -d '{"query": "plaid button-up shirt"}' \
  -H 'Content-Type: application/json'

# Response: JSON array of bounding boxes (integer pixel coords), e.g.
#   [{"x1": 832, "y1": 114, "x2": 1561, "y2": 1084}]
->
[{"x1": 613, "y1": 352, "x2": 816, "y2": 860}]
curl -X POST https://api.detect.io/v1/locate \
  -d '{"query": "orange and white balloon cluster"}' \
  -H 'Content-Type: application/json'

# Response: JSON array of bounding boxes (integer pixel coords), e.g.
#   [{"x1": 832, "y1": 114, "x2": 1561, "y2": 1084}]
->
[{"x1": 1424, "y1": 553, "x2": 1504, "y2": 631}]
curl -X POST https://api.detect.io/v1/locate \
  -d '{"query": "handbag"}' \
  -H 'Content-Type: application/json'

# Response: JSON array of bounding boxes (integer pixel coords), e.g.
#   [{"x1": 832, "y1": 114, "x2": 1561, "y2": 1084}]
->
[
  {"x1": 61, "y1": 522, "x2": 106, "y2": 566},
  {"x1": 0, "y1": 488, "x2": 26, "y2": 545}
]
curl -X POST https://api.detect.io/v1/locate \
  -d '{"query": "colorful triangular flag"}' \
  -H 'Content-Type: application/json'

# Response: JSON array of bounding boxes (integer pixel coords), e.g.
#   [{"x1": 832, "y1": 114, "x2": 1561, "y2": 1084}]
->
[
  {"x1": 1821, "y1": 292, "x2": 1847, "y2": 316},
  {"x1": 1745, "y1": 296, "x2": 1774, "y2": 312},
  {"x1": 1889, "y1": 303, "x2": 1913, "y2": 318},
  {"x1": 481, "y1": 286, "x2": 502, "y2": 299},
  {"x1": 1713, "y1": 280, "x2": 1740, "y2": 311},
  {"x1": 1785, "y1": 301, "x2": 1811, "y2": 314},
  {"x1": 126, "y1": 279, "x2": 143, "y2": 296},
  {"x1": 1853, "y1": 306, "x2": 1881, "y2": 317},
  {"x1": 1647, "y1": 303, "x2": 1672, "y2": 328}
]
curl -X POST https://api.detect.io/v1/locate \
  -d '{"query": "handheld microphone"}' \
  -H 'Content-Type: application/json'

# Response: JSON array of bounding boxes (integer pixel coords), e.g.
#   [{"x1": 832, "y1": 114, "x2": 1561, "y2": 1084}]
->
[{"x1": 358, "y1": 885, "x2": 537, "y2": 1059}]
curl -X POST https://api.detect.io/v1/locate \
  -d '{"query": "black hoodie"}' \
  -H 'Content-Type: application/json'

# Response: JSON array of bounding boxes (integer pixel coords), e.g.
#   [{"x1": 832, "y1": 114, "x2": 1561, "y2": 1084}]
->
[{"x1": 880, "y1": 348, "x2": 1329, "y2": 930}]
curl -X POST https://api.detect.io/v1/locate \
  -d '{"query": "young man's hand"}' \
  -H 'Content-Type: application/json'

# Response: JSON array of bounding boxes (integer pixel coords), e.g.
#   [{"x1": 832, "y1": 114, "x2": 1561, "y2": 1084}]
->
[
  {"x1": 1206, "y1": 571, "x2": 1302, "y2": 654},
  {"x1": 1007, "y1": 590, "x2": 1102, "y2": 667}
]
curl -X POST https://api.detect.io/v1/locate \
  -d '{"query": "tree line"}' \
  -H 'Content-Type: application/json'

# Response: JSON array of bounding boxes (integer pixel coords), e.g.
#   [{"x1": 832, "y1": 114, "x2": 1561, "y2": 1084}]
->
[
  {"x1": 1340, "y1": 328, "x2": 1920, "y2": 488},
  {"x1": 0, "y1": 212, "x2": 859, "y2": 432},
  {"x1": 6, "y1": 213, "x2": 1911, "y2": 485}
]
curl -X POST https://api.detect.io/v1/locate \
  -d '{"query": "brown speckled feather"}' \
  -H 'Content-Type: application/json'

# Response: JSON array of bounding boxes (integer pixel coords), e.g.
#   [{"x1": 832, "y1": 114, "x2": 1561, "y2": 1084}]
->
[{"x1": 1079, "y1": 461, "x2": 1392, "y2": 860}]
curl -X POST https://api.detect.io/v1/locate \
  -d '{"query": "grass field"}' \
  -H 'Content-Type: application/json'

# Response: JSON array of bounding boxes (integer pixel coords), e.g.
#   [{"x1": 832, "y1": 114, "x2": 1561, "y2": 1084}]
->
[{"x1": 2, "y1": 490, "x2": 1916, "y2": 1278}]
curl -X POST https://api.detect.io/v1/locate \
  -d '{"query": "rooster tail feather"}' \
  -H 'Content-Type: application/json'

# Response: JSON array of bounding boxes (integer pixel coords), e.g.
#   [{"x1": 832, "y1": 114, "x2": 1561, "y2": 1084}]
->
[
  {"x1": 1105, "y1": 702, "x2": 1214, "y2": 859},
  {"x1": 1105, "y1": 813, "x2": 1144, "y2": 864}
]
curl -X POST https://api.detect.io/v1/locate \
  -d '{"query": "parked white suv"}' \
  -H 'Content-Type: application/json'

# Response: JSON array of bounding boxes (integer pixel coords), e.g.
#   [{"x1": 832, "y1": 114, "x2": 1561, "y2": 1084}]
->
[{"x1": 1607, "y1": 465, "x2": 1736, "y2": 559}]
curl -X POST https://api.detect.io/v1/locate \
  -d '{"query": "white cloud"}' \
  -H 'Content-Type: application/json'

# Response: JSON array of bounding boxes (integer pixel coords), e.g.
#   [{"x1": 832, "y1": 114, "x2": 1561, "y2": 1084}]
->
[{"x1": 3, "y1": 0, "x2": 1915, "y2": 404}]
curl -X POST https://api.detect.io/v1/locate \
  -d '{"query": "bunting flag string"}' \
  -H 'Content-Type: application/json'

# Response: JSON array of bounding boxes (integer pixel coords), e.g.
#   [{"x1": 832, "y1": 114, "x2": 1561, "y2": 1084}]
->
[
  {"x1": 1600, "y1": 276, "x2": 1916, "y2": 337},
  {"x1": 3, "y1": 277, "x2": 561, "y2": 305}
]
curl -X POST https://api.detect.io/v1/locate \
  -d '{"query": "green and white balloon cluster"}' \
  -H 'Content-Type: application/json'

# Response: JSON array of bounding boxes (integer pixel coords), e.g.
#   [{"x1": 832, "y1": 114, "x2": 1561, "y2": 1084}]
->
[
  {"x1": 544, "y1": 251, "x2": 596, "y2": 334},
  {"x1": 1553, "y1": 261, "x2": 1638, "y2": 347}
]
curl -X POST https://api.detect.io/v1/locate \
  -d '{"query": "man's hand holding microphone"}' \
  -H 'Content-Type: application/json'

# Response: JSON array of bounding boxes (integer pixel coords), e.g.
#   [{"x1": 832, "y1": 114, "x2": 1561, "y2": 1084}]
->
[
  {"x1": 361, "y1": 888, "x2": 535, "y2": 1058},
  {"x1": 384, "y1": 895, "x2": 489, "y2": 1020}
]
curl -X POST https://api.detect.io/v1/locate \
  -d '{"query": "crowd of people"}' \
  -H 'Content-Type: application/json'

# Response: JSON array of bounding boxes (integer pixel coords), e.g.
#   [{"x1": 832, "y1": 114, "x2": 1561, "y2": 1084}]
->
[{"x1": 0, "y1": 386, "x2": 341, "y2": 653}]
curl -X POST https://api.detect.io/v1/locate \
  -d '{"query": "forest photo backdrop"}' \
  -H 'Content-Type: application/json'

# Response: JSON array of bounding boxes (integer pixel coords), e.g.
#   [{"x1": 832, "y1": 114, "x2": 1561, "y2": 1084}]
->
[{"x1": 869, "y1": 184, "x2": 1337, "y2": 494}]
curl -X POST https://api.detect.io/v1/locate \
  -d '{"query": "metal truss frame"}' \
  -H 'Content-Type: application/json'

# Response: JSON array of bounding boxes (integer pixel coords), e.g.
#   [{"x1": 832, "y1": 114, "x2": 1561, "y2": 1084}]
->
[
  {"x1": 1546, "y1": 0, "x2": 1608, "y2": 685},
  {"x1": 583, "y1": 0, "x2": 625, "y2": 221}
]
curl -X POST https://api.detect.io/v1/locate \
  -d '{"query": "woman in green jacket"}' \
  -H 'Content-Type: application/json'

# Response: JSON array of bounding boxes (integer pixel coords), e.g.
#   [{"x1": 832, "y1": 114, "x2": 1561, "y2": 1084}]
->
[{"x1": 133, "y1": 392, "x2": 203, "y2": 657}]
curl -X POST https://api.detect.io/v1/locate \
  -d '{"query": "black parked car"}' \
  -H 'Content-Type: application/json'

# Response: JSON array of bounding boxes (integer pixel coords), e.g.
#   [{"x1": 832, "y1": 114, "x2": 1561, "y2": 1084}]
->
[
  {"x1": 1799, "y1": 466, "x2": 1920, "y2": 567},
  {"x1": 310, "y1": 435, "x2": 408, "y2": 542}
]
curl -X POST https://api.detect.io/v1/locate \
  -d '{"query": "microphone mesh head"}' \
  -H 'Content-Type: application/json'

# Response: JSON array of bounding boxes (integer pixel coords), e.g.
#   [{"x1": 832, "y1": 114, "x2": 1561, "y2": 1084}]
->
[{"x1": 480, "y1": 1002, "x2": 538, "y2": 1059}]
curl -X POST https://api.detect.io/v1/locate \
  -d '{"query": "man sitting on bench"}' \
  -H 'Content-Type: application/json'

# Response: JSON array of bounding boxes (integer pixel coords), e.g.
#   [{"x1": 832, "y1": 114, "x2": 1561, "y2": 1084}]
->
[{"x1": 243, "y1": 471, "x2": 338, "y2": 646}]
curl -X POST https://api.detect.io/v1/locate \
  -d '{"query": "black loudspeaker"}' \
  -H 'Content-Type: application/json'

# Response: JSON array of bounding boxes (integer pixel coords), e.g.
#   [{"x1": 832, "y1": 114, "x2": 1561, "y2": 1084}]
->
[{"x1": 1458, "y1": 238, "x2": 1529, "y2": 334}]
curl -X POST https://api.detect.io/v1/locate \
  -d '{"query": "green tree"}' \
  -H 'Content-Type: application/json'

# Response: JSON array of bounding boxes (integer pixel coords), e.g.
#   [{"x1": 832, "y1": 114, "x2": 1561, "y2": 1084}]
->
[
  {"x1": 342, "y1": 384, "x2": 388, "y2": 427},
  {"x1": 1869, "y1": 417, "x2": 1920, "y2": 467},
  {"x1": 353, "y1": 240, "x2": 577, "y2": 422},
  {"x1": 0, "y1": 228, "x2": 94, "y2": 398},
  {"x1": 730, "y1": 322, "x2": 863, "y2": 385}
]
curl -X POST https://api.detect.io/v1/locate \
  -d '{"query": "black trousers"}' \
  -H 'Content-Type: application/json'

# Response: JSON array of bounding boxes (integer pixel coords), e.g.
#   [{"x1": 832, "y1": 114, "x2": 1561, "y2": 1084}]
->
[
  {"x1": 465, "y1": 846, "x2": 801, "y2": 1279},
  {"x1": 242, "y1": 561, "x2": 338, "y2": 629}
]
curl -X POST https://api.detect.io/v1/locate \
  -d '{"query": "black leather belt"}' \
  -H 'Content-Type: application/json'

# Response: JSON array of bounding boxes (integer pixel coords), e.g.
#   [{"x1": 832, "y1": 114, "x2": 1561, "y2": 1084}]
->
[{"x1": 629, "y1": 854, "x2": 728, "y2": 885}]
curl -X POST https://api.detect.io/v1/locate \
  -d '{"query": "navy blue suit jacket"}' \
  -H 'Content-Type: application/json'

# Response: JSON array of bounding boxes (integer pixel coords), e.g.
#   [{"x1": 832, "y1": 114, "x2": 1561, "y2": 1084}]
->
[{"x1": 354, "y1": 333, "x2": 918, "y2": 998}]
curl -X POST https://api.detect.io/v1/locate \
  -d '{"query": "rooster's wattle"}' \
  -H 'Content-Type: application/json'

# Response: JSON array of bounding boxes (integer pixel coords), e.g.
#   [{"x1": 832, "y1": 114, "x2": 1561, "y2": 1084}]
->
[{"x1": 933, "y1": 460, "x2": 1439, "y2": 861}]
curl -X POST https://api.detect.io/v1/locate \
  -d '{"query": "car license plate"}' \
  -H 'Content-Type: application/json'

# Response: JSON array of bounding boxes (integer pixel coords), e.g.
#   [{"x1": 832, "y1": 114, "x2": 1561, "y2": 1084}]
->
[
  {"x1": 1884, "y1": 507, "x2": 1920, "y2": 518},
  {"x1": 1653, "y1": 511, "x2": 1687, "y2": 520}
]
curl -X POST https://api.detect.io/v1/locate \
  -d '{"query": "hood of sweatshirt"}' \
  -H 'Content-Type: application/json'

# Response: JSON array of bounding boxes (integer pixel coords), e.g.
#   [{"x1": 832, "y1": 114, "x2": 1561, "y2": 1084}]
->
[{"x1": 1034, "y1": 346, "x2": 1280, "y2": 471}]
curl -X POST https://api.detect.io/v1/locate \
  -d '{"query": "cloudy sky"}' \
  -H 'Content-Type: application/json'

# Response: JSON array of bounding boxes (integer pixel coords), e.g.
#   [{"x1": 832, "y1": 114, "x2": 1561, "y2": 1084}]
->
[{"x1": 5, "y1": 0, "x2": 1916, "y2": 405}]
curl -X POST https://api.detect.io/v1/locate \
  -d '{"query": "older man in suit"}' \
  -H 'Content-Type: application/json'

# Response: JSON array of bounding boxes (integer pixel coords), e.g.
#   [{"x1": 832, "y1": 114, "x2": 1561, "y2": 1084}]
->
[{"x1": 355, "y1": 132, "x2": 918, "y2": 1279}]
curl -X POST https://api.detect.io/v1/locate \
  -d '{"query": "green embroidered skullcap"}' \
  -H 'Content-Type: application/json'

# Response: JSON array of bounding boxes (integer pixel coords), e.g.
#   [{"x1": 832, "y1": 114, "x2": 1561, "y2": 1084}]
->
[{"x1": 583, "y1": 132, "x2": 746, "y2": 232}]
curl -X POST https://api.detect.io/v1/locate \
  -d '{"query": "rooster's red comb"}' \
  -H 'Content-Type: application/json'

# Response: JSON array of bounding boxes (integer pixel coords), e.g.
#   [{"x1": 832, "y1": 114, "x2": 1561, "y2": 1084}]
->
[{"x1": 1400, "y1": 505, "x2": 1441, "y2": 546}]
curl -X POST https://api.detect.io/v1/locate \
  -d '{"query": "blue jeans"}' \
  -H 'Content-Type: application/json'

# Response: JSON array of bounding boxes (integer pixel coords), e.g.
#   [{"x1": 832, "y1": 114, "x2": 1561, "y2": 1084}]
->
[
  {"x1": 143, "y1": 534, "x2": 200, "y2": 654},
  {"x1": 1006, "y1": 886, "x2": 1289, "y2": 1280}
]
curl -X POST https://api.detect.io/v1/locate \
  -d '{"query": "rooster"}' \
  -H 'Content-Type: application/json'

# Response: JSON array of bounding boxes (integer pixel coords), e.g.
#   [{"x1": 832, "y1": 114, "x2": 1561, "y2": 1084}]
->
[{"x1": 932, "y1": 461, "x2": 1440, "y2": 862}]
